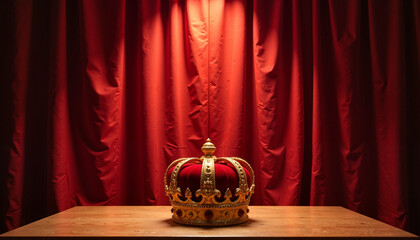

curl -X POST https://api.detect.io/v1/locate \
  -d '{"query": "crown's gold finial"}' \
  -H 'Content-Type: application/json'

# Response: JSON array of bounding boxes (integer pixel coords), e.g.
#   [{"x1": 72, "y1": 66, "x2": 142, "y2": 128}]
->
[{"x1": 201, "y1": 138, "x2": 216, "y2": 156}]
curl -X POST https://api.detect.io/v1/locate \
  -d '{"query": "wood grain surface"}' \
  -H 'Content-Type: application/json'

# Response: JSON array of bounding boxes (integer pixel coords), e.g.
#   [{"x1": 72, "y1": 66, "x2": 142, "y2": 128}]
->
[{"x1": 1, "y1": 206, "x2": 418, "y2": 239}]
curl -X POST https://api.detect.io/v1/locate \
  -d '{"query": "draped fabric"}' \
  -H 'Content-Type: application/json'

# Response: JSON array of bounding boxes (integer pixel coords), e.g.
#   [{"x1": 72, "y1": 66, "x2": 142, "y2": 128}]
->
[{"x1": 1, "y1": 0, "x2": 419, "y2": 234}]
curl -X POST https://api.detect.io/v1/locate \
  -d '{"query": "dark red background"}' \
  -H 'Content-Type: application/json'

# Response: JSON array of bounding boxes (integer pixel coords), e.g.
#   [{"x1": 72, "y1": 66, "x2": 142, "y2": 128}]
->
[{"x1": 1, "y1": 0, "x2": 419, "y2": 235}]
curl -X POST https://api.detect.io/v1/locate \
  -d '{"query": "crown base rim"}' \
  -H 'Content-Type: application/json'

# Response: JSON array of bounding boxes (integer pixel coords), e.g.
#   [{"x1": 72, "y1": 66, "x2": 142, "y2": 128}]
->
[
  {"x1": 172, "y1": 216, "x2": 248, "y2": 226},
  {"x1": 170, "y1": 203, "x2": 250, "y2": 227}
]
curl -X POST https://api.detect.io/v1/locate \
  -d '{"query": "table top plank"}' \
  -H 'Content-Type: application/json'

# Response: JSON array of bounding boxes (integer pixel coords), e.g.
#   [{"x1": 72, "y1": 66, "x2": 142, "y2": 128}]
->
[{"x1": 1, "y1": 206, "x2": 417, "y2": 239}]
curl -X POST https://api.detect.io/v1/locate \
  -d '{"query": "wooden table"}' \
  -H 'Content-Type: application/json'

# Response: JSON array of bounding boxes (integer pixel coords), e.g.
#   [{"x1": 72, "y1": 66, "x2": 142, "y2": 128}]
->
[{"x1": 1, "y1": 206, "x2": 417, "y2": 239}]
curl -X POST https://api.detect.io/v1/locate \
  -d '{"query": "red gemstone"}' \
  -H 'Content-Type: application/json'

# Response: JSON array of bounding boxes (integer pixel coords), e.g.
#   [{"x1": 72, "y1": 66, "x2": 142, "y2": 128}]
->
[
  {"x1": 176, "y1": 209, "x2": 182, "y2": 217},
  {"x1": 238, "y1": 209, "x2": 245, "y2": 218},
  {"x1": 204, "y1": 210, "x2": 213, "y2": 220}
]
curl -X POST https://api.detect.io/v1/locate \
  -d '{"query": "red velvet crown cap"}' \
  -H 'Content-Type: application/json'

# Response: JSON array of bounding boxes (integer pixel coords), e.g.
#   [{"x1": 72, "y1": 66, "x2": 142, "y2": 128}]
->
[{"x1": 168, "y1": 162, "x2": 251, "y2": 202}]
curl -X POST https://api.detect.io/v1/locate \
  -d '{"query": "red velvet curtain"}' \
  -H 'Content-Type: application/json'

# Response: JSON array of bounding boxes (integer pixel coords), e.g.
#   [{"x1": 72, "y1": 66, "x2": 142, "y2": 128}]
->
[{"x1": 1, "y1": 0, "x2": 419, "y2": 235}]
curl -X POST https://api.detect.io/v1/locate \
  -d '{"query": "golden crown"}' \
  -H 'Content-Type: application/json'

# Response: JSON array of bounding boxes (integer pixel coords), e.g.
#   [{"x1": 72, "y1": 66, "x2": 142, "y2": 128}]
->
[{"x1": 164, "y1": 139, "x2": 255, "y2": 226}]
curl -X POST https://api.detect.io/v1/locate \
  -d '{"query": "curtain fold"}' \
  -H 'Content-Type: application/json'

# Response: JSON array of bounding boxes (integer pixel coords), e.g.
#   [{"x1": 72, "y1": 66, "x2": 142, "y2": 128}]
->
[{"x1": 1, "y1": 0, "x2": 419, "y2": 234}]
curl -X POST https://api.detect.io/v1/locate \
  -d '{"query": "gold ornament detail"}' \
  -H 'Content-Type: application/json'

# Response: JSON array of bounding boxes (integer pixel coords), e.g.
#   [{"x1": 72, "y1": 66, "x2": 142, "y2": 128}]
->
[{"x1": 164, "y1": 139, "x2": 255, "y2": 226}]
